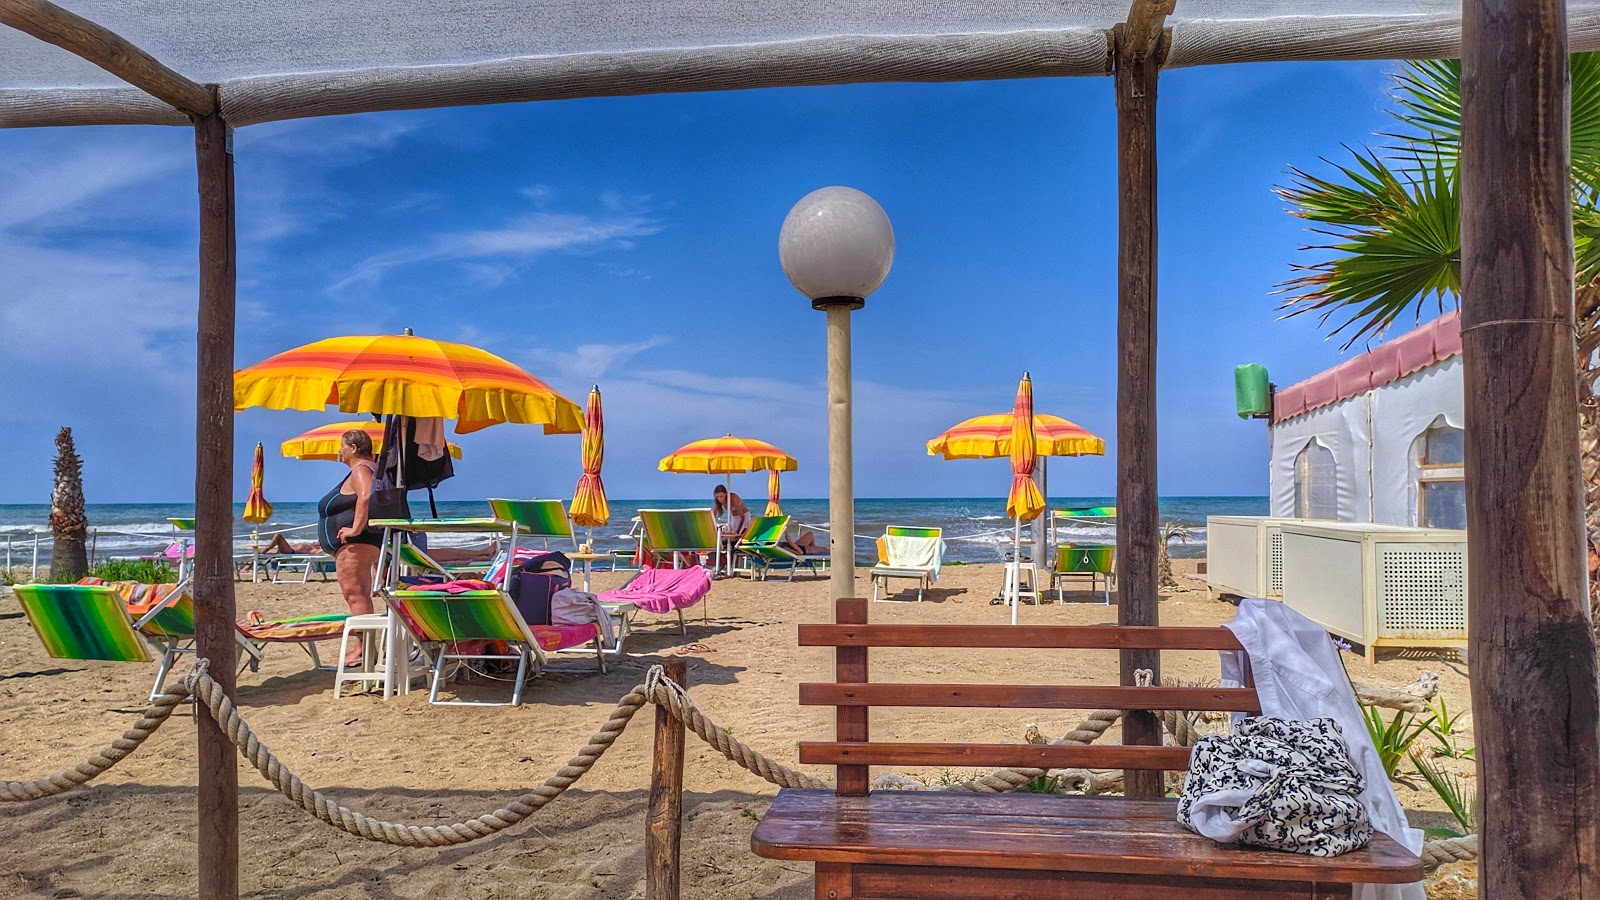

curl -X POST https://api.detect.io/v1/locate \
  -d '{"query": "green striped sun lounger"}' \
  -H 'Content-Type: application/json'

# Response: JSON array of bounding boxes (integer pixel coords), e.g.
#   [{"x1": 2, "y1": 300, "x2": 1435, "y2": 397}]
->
[
  {"x1": 12, "y1": 584, "x2": 150, "y2": 663},
  {"x1": 870, "y1": 526, "x2": 945, "y2": 602},
  {"x1": 489, "y1": 498, "x2": 575, "y2": 546},
  {"x1": 1049, "y1": 507, "x2": 1117, "y2": 604},
  {"x1": 396, "y1": 541, "x2": 491, "y2": 578},
  {"x1": 389, "y1": 587, "x2": 602, "y2": 706},
  {"x1": 736, "y1": 515, "x2": 824, "y2": 582},
  {"x1": 637, "y1": 508, "x2": 720, "y2": 569}
]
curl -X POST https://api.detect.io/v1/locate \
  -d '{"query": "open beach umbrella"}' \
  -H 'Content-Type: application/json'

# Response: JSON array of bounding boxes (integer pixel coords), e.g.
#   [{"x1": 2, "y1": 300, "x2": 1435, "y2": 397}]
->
[
  {"x1": 234, "y1": 330, "x2": 583, "y2": 435},
  {"x1": 766, "y1": 469, "x2": 783, "y2": 517},
  {"x1": 1005, "y1": 374, "x2": 1046, "y2": 623},
  {"x1": 571, "y1": 386, "x2": 610, "y2": 532},
  {"x1": 243, "y1": 442, "x2": 272, "y2": 524},
  {"x1": 658, "y1": 435, "x2": 798, "y2": 474},
  {"x1": 280, "y1": 420, "x2": 462, "y2": 461},
  {"x1": 926, "y1": 412, "x2": 1104, "y2": 459}
]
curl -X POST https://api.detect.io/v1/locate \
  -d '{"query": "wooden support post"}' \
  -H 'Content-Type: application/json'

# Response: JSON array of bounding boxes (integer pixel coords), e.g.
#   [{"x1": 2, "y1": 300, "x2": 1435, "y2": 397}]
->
[
  {"x1": 835, "y1": 597, "x2": 869, "y2": 796},
  {"x1": 646, "y1": 658, "x2": 688, "y2": 900},
  {"x1": 1113, "y1": 0, "x2": 1171, "y2": 799},
  {"x1": 1461, "y1": 1, "x2": 1600, "y2": 897},
  {"x1": 193, "y1": 109, "x2": 239, "y2": 900}
]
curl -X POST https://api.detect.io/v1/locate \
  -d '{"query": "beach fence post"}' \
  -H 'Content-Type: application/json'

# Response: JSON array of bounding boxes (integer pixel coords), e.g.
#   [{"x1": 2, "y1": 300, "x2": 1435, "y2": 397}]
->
[
  {"x1": 88, "y1": 528, "x2": 96, "y2": 567},
  {"x1": 646, "y1": 658, "x2": 688, "y2": 900},
  {"x1": 1461, "y1": 0, "x2": 1600, "y2": 895},
  {"x1": 31, "y1": 534, "x2": 39, "y2": 582},
  {"x1": 1112, "y1": 0, "x2": 1173, "y2": 799}
]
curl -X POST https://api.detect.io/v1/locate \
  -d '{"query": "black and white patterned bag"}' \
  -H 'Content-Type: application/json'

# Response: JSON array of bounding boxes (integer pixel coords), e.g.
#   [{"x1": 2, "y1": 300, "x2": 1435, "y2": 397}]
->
[{"x1": 1177, "y1": 716, "x2": 1372, "y2": 857}]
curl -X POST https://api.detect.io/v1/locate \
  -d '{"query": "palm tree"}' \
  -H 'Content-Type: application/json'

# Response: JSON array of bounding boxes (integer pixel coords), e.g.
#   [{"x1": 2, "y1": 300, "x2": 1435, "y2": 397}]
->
[
  {"x1": 1278, "y1": 54, "x2": 1600, "y2": 620},
  {"x1": 48, "y1": 426, "x2": 88, "y2": 581}
]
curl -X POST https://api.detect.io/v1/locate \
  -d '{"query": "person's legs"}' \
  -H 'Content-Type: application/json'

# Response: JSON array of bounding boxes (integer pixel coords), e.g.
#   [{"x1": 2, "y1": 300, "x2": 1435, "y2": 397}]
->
[
  {"x1": 335, "y1": 544, "x2": 379, "y2": 663},
  {"x1": 795, "y1": 531, "x2": 817, "y2": 552},
  {"x1": 264, "y1": 534, "x2": 293, "y2": 554}
]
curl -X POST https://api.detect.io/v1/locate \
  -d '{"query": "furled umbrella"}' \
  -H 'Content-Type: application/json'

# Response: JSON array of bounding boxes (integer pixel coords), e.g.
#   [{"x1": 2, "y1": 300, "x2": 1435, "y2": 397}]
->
[
  {"x1": 234, "y1": 330, "x2": 584, "y2": 435},
  {"x1": 243, "y1": 442, "x2": 273, "y2": 524},
  {"x1": 280, "y1": 420, "x2": 462, "y2": 461},
  {"x1": 1005, "y1": 373, "x2": 1046, "y2": 623},
  {"x1": 570, "y1": 386, "x2": 610, "y2": 543},
  {"x1": 765, "y1": 469, "x2": 783, "y2": 517}
]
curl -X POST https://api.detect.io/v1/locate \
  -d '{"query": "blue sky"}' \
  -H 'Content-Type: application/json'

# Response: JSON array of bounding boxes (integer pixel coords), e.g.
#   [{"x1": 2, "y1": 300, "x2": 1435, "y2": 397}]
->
[{"x1": 0, "y1": 61, "x2": 1402, "y2": 504}]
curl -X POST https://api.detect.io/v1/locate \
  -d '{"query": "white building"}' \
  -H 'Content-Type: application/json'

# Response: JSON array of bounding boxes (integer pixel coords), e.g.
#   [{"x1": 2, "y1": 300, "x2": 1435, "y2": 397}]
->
[{"x1": 1268, "y1": 311, "x2": 1465, "y2": 530}]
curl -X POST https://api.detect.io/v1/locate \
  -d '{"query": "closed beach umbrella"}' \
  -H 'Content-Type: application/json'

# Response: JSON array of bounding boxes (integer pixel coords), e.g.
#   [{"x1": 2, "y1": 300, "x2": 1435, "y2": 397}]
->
[
  {"x1": 571, "y1": 386, "x2": 610, "y2": 529},
  {"x1": 280, "y1": 420, "x2": 462, "y2": 461},
  {"x1": 243, "y1": 443, "x2": 273, "y2": 524},
  {"x1": 766, "y1": 469, "x2": 783, "y2": 517},
  {"x1": 1006, "y1": 374, "x2": 1045, "y2": 623},
  {"x1": 234, "y1": 330, "x2": 583, "y2": 435}
]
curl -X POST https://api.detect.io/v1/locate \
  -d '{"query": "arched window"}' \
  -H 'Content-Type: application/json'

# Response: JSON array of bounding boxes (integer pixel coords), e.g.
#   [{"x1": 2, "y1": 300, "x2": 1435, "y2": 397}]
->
[
  {"x1": 1418, "y1": 420, "x2": 1466, "y2": 529},
  {"x1": 1293, "y1": 439, "x2": 1338, "y2": 519}
]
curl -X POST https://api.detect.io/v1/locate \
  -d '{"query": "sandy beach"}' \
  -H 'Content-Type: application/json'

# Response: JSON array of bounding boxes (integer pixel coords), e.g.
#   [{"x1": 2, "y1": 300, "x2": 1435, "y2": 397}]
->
[{"x1": 0, "y1": 561, "x2": 1476, "y2": 899}]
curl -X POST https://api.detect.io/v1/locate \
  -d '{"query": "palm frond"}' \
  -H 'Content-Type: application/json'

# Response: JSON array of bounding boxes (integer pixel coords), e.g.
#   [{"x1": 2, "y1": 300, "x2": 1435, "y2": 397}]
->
[{"x1": 1277, "y1": 148, "x2": 1460, "y2": 347}]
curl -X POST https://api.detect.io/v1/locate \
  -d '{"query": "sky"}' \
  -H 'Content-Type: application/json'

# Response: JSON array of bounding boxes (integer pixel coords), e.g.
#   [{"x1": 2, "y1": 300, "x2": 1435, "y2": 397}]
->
[{"x1": 0, "y1": 60, "x2": 1407, "y2": 505}]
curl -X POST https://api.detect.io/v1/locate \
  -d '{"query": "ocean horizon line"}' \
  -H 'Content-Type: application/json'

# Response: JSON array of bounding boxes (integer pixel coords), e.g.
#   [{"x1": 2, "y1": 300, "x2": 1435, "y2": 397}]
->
[{"x1": 0, "y1": 494, "x2": 1268, "y2": 508}]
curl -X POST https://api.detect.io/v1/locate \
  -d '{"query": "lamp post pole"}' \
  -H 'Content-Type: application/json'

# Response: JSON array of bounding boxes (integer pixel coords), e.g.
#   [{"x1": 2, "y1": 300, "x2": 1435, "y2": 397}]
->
[{"x1": 779, "y1": 187, "x2": 895, "y2": 602}]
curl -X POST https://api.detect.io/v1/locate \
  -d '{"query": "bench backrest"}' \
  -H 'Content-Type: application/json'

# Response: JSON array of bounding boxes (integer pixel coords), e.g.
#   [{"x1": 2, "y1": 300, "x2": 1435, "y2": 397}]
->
[{"x1": 797, "y1": 597, "x2": 1258, "y2": 795}]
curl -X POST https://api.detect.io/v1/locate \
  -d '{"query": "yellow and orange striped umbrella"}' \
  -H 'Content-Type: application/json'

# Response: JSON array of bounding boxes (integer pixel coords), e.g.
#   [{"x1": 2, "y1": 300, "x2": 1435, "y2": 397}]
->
[
  {"x1": 1007, "y1": 374, "x2": 1046, "y2": 523},
  {"x1": 243, "y1": 442, "x2": 273, "y2": 524},
  {"x1": 280, "y1": 421, "x2": 462, "y2": 462},
  {"x1": 765, "y1": 469, "x2": 783, "y2": 517},
  {"x1": 234, "y1": 332, "x2": 583, "y2": 435},
  {"x1": 658, "y1": 435, "x2": 798, "y2": 474},
  {"x1": 571, "y1": 386, "x2": 610, "y2": 528},
  {"x1": 926, "y1": 412, "x2": 1104, "y2": 460}
]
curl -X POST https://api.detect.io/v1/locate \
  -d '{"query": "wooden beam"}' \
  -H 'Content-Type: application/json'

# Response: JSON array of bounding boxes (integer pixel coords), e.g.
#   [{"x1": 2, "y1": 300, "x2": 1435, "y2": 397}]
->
[
  {"x1": 1461, "y1": 1, "x2": 1600, "y2": 897},
  {"x1": 193, "y1": 111, "x2": 238, "y2": 900},
  {"x1": 835, "y1": 598, "x2": 870, "y2": 797},
  {"x1": 0, "y1": 0, "x2": 214, "y2": 117},
  {"x1": 645, "y1": 658, "x2": 687, "y2": 900},
  {"x1": 1111, "y1": 0, "x2": 1171, "y2": 799}
]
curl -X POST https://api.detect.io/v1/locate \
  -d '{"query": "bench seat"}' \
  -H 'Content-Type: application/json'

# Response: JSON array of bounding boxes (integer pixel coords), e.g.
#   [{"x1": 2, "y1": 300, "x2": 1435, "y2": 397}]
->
[{"x1": 754, "y1": 789, "x2": 1422, "y2": 898}]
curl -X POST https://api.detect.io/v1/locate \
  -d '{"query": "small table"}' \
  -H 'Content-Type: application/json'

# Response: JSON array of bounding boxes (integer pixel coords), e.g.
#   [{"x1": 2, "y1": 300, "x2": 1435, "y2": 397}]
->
[{"x1": 567, "y1": 551, "x2": 609, "y2": 593}]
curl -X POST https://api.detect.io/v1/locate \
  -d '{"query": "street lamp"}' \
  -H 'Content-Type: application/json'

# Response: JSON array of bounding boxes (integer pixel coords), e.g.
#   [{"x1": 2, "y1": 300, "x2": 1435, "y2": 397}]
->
[{"x1": 778, "y1": 186, "x2": 895, "y2": 600}]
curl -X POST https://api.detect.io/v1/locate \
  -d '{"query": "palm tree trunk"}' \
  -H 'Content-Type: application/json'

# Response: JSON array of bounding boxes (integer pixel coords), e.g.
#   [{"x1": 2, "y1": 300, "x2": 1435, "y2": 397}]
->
[
  {"x1": 1576, "y1": 279, "x2": 1600, "y2": 627},
  {"x1": 48, "y1": 426, "x2": 88, "y2": 582}
]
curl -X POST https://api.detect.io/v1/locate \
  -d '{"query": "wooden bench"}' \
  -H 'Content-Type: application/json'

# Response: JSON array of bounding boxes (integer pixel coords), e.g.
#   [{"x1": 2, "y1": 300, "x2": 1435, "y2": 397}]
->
[{"x1": 751, "y1": 598, "x2": 1423, "y2": 899}]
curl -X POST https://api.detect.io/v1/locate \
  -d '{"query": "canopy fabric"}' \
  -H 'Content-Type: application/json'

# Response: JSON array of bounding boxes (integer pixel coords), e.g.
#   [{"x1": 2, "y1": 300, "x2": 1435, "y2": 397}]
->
[
  {"x1": 927, "y1": 412, "x2": 1105, "y2": 460},
  {"x1": 280, "y1": 420, "x2": 461, "y2": 461},
  {"x1": 571, "y1": 386, "x2": 609, "y2": 528},
  {"x1": 9, "y1": 2, "x2": 1600, "y2": 129},
  {"x1": 765, "y1": 469, "x2": 782, "y2": 518},
  {"x1": 234, "y1": 333, "x2": 583, "y2": 436},
  {"x1": 659, "y1": 435, "x2": 798, "y2": 474},
  {"x1": 243, "y1": 442, "x2": 272, "y2": 524},
  {"x1": 1006, "y1": 375, "x2": 1045, "y2": 523}
]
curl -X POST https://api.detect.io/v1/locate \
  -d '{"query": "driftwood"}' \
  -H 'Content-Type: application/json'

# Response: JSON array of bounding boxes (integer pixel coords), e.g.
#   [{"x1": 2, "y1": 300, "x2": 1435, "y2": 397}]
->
[{"x1": 1351, "y1": 671, "x2": 1440, "y2": 713}]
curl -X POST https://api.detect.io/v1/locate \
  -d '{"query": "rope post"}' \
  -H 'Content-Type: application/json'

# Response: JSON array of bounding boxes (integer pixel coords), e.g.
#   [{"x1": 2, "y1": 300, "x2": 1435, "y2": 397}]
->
[
  {"x1": 31, "y1": 534, "x2": 39, "y2": 582},
  {"x1": 646, "y1": 658, "x2": 688, "y2": 900}
]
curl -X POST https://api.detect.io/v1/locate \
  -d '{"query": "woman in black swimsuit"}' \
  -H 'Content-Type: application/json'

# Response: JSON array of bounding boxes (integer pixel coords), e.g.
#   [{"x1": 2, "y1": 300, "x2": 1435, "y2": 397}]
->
[{"x1": 318, "y1": 429, "x2": 381, "y2": 664}]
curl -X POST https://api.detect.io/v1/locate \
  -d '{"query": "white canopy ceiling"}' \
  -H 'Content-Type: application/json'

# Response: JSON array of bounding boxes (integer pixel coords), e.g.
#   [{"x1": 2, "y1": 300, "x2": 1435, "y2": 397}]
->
[{"x1": 5, "y1": 0, "x2": 1600, "y2": 128}]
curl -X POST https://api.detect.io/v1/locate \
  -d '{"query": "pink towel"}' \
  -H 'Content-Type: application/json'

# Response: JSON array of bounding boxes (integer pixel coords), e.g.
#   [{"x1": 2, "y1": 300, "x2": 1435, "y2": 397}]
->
[{"x1": 599, "y1": 566, "x2": 712, "y2": 615}]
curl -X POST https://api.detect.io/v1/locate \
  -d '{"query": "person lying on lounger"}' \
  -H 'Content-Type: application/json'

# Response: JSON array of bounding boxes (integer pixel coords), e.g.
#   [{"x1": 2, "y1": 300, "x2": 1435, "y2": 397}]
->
[
  {"x1": 423, "y1": 546, "x2": 497, "y2": 565},
  {"x1": 780, "y1": 530, "x2": 820, "y2": 556},
  {"x1": 262, "y1": 534, "x2": 320, "y2": 555}
]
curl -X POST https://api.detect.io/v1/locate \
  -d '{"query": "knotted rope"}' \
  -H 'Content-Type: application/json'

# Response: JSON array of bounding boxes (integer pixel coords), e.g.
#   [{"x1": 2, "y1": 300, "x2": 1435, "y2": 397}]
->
[{"x1": 0, "y1": 662, "x2": 1480, "y2": 868}]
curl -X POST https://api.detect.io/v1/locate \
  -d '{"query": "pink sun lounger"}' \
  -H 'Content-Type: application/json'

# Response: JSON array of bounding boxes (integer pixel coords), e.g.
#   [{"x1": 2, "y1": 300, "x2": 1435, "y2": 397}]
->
[{"x1": 599, "y1": 565, "x2": 712, "y2": 633}]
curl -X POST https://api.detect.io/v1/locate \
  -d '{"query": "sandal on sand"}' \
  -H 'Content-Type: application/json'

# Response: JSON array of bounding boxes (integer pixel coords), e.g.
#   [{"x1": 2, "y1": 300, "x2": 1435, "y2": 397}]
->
[{"x1": 673, "y1": 642, "x2": 713, "y2": 655}]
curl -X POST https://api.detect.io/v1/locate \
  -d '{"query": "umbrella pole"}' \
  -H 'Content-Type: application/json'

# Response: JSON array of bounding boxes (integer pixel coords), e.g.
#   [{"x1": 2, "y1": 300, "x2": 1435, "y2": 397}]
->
[{"x1": 1011, "y1": 516, "x2": 1021, "y2": 625}]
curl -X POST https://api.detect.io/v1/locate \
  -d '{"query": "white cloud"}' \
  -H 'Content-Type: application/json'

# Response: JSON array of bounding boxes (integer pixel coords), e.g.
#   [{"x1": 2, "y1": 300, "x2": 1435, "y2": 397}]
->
[
  {"x1": 332, "y1": 208, "x2": 663, "y2": 291},
  {"x1": 524, "y1": 337, "x2": 671, "y2": 383},
  {"x1": 0, "y1": 138, "x2": 188, "y2": 231}
]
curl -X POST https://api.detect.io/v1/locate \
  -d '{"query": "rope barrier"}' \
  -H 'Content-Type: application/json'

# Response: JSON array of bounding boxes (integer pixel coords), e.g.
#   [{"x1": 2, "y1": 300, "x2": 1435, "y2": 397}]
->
[{"x1": 0, "y1": 661, "x2": 1477, "y2": 869}]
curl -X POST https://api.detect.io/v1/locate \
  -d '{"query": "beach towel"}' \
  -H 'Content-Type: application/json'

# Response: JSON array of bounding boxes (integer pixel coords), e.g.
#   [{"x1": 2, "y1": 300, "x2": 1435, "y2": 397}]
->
[
  {"x1": 883, "y1": 533, "x2": 941, "y2": 579},
  {"x1": 528, "y1": 623, "x2": 603, "y2": 652},
  {"x1": 599, "y1": 566, "x2": 712, "y2": 614},
  {"x1": 551, "y1": 589, "x2": 616, "y2": 646},
  {"x1": 237, "y1": 611, "x2": 349, "y2": 642}
]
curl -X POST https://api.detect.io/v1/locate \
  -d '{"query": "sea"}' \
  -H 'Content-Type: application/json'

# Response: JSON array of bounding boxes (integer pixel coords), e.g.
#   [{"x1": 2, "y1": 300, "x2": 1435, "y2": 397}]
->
[{"x1": 0, "y1": 497, "x2": 1266, "y2": 572}]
